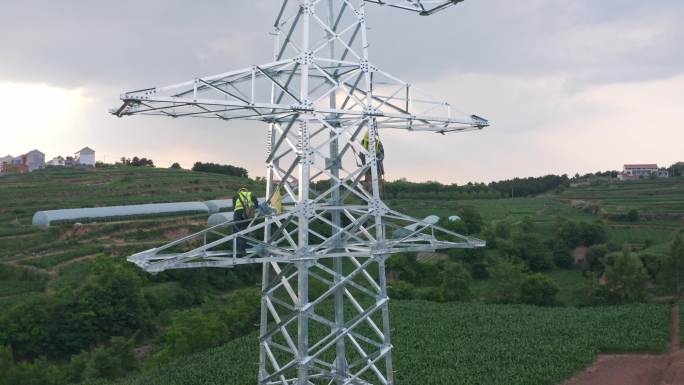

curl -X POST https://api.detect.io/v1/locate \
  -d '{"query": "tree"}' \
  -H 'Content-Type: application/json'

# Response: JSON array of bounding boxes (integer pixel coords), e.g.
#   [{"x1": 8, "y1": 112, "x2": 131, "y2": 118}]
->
[
  {"x1": 388, "y1": 281, "x2": 417, "y2": 300},
  {"x1": 170, "y1": 162, "x2": 182, "y2": 169},
  {"x1": 118, "y1": 156, "x2": 154, "y2": 167},
  {"x1": 585, "y1": 244, "x2": 609, "y2": 272},
  {"x1": 80, "y1": 257, "x2": 150, "y2": 339},
  {"x1": 508, "y1": 233, "x2": 553, "y2": 271},
  {"x1": 437, "y1": 262, "x2": 472, "y2": 302},
  {"x1": 0, "y1": 345, "x2": 15, "y2": 385},
  {"x1": 520, "y1": 274, "x2": 559, "y2": 306},
  {"x1": 459, "y1": 206, "x2": 483, "y2": 234},
  {"x1": 668, "y1": 162, "x2": 684, "y2": 177},
  {"x1": 576, "y1": 272, "x2": 612, "y2": 306},
  {"x1": 555, "y1": 219, "x2": 608, "y2": 249},
  {"x1": 604, "y1": 245, "x2": 649, "y2": 303},
  {"x1": 626, "y1": 209, "x2": 639, "y2": 222},
  {"x1": 83, "y1": 337, "x2": 137, "y2": 380},
  {"x1": 662, "y1": 232, "x2": 684, "y2": 299},
  {"x1": 192, "y1": 162, "x2": 248, "y2": 178},
  {"x1": 485, "y1": 260, "x2": 527, "y2": 303}
]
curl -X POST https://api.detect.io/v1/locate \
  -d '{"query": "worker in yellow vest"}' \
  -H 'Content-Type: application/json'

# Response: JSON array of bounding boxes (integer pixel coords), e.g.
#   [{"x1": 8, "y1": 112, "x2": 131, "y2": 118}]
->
[
  {"x1": 233, "y1": 187, "x2": 259, "y2": 253},
  {"x1": 360, "y1": 130, "x2": 385, "y2": 183}
]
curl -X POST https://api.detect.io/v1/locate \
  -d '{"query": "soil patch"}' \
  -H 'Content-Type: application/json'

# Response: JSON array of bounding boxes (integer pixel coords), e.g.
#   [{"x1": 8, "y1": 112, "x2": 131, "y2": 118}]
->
[{"x1": 562, "y1": 303, "x2": 683, "y2": 385}]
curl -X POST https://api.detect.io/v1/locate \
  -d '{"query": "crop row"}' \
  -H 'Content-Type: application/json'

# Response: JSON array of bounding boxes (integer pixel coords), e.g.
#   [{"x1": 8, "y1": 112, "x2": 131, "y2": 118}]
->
[{"x1": 97, "y1": 301, "x2": 670, "y2": 385}]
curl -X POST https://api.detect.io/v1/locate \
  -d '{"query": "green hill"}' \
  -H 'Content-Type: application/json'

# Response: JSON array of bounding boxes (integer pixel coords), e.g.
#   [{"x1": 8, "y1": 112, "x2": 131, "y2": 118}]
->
[
  {"x1": 0, "y1": 167, "x2": 260, "y2": 306},
  {"x1": 1, "y1": 168, "x2": 683, "y2": 385}
]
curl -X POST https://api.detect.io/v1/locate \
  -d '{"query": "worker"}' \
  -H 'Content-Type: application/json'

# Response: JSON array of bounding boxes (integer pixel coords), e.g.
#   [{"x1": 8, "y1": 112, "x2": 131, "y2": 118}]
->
[
  {"x1": 233, "y1": 187, "x2": 259, "y2": 254},
  {"x1": 360, "y1": 130, "x2": 385, "y2": 183}
]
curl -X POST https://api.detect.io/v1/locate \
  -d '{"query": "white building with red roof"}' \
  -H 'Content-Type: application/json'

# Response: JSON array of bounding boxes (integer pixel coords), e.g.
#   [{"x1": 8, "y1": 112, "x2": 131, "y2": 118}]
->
[{"x1": 618, "y1": 164, "x2": 660, "y2": 180}]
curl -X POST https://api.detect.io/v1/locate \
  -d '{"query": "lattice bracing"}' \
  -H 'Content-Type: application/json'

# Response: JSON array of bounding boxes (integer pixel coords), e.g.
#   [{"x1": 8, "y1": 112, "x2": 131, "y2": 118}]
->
[{"x1": 115, "y1": 1, "x2": 487, "y2": 384}]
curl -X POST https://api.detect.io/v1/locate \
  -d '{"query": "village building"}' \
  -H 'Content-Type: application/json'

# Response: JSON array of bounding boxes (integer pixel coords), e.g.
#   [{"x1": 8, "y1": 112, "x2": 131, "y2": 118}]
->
[
  {"x1": 24, "y1": 150, "x2": 46, "y2": 171},
  {"x1": 0, "y1": 150, "x2": 44, "y2": 174},
  {"x1": 618, "y1": 164, "x2": 660, "y2": 180},
  {"x1": 47, "y1": 156, "x2": 66, "y2": 167},
  {"x1": 0, "y1": 155, "x2": 13, "y2": 173},
  {"x1": 75, "y1": 147, "x2": 96, "y2": 167}
]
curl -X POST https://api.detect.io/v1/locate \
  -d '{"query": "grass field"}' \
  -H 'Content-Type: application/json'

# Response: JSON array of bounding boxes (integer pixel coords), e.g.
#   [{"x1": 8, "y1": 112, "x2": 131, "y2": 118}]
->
[{"x1": 94, "y1": 301, "x2": 671, "y2": 385}]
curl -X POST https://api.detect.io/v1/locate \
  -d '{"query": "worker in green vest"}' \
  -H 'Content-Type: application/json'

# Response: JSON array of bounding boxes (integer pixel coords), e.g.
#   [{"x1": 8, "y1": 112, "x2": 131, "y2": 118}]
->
[
  {"x1": 360, "y1": 130, "x2": 385, "y2": 183},
  {"x1": 233, "y1": 187, "x2": 259, "y2": 254}
]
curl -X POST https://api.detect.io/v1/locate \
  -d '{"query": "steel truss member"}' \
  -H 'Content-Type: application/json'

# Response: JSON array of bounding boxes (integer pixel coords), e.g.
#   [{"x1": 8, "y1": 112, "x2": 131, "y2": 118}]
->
[{"x1": 113, "y1": 1, "x2": 488, "y2": 384}]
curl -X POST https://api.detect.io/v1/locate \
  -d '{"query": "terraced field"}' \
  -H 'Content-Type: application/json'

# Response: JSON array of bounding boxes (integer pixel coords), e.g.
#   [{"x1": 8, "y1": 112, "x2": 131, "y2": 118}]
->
[{"x1": 0, "y1": 167, "x2": 261, "y2": 305}]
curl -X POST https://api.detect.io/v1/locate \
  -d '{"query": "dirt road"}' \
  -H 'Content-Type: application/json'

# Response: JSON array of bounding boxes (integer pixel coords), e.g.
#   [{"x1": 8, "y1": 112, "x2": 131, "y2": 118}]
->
[{"x1": 563, "y1": 303, "x2": 684, "y2": 385}]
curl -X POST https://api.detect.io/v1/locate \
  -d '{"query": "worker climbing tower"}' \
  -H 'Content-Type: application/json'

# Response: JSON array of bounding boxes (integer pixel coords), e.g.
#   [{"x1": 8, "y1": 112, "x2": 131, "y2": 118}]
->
[{"x1": 112, "y1": 1, "x2": 488, "y2": 384}]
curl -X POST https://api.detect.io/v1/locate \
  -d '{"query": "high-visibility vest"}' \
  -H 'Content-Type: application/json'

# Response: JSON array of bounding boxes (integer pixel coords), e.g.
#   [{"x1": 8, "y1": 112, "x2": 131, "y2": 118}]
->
[
  {"x1": 362, "y1": 131, "x2": 382, "y2": 152},
  {"x1": 235, "y1": 190, "x2": 255, "y2": 211},
  {"x1": 272, "y1": 186, "x2": 283, "y2": 214}
]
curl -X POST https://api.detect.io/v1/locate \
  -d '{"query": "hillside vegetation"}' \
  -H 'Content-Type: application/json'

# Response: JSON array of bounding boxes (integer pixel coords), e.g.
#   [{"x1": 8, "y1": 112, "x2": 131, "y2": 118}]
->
[
  {"x1": 1, "y1": 167, "x2": 683, "y2": 385},
  {"x1": 95, "y1": 301, "x2": 670, "y2": 385}
]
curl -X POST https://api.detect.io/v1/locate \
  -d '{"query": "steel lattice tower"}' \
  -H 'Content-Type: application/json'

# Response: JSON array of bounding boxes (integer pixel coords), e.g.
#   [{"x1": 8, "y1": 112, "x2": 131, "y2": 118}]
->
[{"x1": 112, "y1": 1, "x2": 488, "y2": 384}]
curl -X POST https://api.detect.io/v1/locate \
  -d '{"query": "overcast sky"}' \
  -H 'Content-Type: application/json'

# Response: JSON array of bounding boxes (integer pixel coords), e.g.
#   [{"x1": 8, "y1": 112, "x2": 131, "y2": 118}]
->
[{"x1": 1, "y1": 0, "x2": 682, "y2": 183}]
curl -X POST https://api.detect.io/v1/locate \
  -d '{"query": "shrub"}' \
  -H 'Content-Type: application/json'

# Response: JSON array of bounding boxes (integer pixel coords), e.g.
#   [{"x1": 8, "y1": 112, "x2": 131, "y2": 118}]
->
[
  {"x1": 520, "y1": 274, "x2": 559, "y2": 306},
  {"x1": 388, "y1": 281, "x2": 417, "y2": 300},
  {"x1": 437, "y1": 262, "x2": 472, "y2": 302},
  {"x1": 604, "y1": 246, "x2": 649, "y2": 303},
  {"x1": 484, "y1": 260, "x2": 527, "y2": 304},
  {"x1": 585, "y1": 244, "x2": 609, "y2": 273},
  {"x1": 83, "y1": 337, "x2": 137, "y2": 380},
  {"x1": 661, "y1": 232, "x2": 684, "y2": 299},
  {"x1": 626, "y1": 209, "x2": 639, "y2": 222}
]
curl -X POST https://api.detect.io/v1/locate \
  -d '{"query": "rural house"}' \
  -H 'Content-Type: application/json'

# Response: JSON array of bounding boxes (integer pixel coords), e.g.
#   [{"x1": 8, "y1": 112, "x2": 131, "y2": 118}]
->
[
  {"x1": 24, "y1": 150, "x2": 46, "y2": 171},
  {"x1": 618, "y1": 164, "x2": 659, "y2": 180},
  {"x1": 47, "y1": 156, "x2": 66, "y2": 167},
  {"x1": 75, "y1": 147, "x2": 96, "y2": 167},
  {"x1": 1, "y1": 150, "x2": 45, "y2": 174}
]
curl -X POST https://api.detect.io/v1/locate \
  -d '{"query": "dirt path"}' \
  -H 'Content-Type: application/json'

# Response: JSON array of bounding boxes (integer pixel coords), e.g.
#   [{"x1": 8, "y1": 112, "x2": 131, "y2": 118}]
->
[{"x1": 562, "y1": 303, "x2": 683, "y2": 385}]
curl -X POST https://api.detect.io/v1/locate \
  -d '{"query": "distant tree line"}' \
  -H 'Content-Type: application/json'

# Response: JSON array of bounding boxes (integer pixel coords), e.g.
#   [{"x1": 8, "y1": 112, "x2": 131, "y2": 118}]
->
[
  {"x1": 118, "y1": 156, "x2": 155, "y2": 167},
  {"x1": 192, "y1": 162, "x2": 248, "y2": 178},
  {"x1": 668, "y1": 162, "x2": 684, "y2": 177},
  {"x1": 384, "y1": 174, "x2": 570, "y2": 200}
]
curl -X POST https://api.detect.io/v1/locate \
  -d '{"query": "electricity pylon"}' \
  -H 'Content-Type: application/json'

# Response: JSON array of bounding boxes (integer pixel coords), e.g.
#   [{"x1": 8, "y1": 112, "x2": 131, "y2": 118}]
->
[{"x1": 112, "y1": 1, "x2": 488, "y2": 384}]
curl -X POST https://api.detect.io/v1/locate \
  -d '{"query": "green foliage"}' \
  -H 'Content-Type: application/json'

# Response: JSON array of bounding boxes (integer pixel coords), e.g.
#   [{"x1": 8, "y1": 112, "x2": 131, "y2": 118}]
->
[
  {"x1": 0, "y1": 257, "x2": 150, "y2": 361},
  {"x1": 484, "y1": 260, "x2": 527, "y2": 303},
  {"x1": 489, "y1": 174, "x2": 570, "y2": 197},
  {"x1": 437, "y1": 262, "x2": 472, "y2": 302},
  {"x1": 604, "y1": 246, "x2": 649, "y2": 303},
  {"x1": 668, "y1": 162, "x2": 684, "y2": 177},
  {"x1": 119, "y1": 156, "x2": 154, "y2": 167},
  {"x1": 437, "y1": 207, "x2": 483, "y2": 235},
  {"x1": 97, "y1": 301, "x2": 671, "y2": 385},
  {"x1": 0, "y1": 264, "x2": 48, "y2": 296},
  {"x1": 84, "y1": 337, "x2": 137, "y2": 380},
  {"x1": 626, "y1": 209, "x2": 640, "y2": 222},
  {"x1": 520, "y1": 274, "x2": 559, "y2": 306},
  {"x1": 169, "y1": 162, "x2": 181, "y2": 169},
  {"x1": 388, "y1": 281, "x2": 417, "y2": 300},
  {"x1": 555, "y1": 219, "x2": 609, "y2": 249},
  {"x1": 191, "y1": 162, "x2": 248, "y2": 178},
  {"x1": 81, "y1": 257, "x2": 151, "y2": 339},
  {"x1": 585, "y1": 244, "x2": 609, "y2": 272},
  {"x1": 661, "y1": 231, "x2": 684, "y2": 298},
  {"x1": 505, "y1": 233, "x2": 553, "y2": 271},
  {"x1": 151, "y1": 288, "x2": 260, "y2": 364},
  {"x1": 459, "y1": 206, "x2": 484, "y2": 234}
]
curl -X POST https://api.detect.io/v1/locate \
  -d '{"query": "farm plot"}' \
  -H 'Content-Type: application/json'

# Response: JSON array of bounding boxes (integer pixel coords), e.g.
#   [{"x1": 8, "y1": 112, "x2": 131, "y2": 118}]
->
[{"x1": 98, "y1": 301, "x2": 670, "y2": 385}]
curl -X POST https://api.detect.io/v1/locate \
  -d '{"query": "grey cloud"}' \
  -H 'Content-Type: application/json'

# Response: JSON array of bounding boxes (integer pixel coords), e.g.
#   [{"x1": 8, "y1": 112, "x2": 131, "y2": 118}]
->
[{"x1": 1, "y1": 0, "x2": 682, "y2": 90}]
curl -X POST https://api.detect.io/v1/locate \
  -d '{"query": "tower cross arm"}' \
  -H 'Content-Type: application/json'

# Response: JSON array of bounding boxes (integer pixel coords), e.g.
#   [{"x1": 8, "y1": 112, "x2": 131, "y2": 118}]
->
[{"x1": 363, "y1": 0, "x2": 465, "y2": 15}]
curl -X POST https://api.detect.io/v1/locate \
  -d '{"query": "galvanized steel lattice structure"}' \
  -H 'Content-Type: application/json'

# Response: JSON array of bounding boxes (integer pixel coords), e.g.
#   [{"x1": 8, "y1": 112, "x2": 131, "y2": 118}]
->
[{"x1": 113, "y1": 1, "x2": 488, "y2": 384}]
